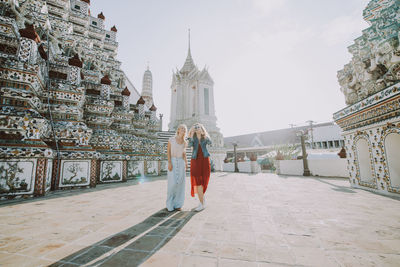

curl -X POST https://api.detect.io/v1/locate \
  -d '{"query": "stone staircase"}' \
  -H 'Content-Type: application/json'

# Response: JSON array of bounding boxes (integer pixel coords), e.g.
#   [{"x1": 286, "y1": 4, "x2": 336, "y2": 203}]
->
[{"x1": 157, "y1": 131, "x2": 193, "y2": 170}]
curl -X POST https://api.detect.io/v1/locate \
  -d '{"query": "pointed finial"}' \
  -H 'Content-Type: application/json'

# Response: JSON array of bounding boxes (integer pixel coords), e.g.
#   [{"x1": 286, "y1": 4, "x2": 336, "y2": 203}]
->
[
  {"x1": 188, "y1": 28, "x2": 191, "y2": 53},
  {"x1": 147, "y1": 61, "x2": 150, "y2": 70}
]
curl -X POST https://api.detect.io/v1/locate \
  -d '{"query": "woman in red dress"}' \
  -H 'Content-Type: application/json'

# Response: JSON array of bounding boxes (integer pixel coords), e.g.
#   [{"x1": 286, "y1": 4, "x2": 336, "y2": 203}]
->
[{"x1": 188, "y1": 123, "x2": 212, "y2": 211}]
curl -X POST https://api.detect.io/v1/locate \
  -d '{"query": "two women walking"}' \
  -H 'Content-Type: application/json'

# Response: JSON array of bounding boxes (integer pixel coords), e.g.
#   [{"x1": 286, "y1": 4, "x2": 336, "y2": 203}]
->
[{"x1": 166, "y1": 123, "x2": 211, "y2": 212}]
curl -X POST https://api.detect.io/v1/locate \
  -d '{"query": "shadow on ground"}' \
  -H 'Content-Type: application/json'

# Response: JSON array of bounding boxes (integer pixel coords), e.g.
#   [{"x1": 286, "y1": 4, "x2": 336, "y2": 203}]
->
[
  {"x1": 0, "y1": 176, "x2": 167, "y2": 207},
  {"x1": 277, "y1": 174, "x2": 356, "y2": 193},
  {"x1": 49, "y1": 208, "x2": 196, "y2": 266},
  {"x1": 314, "y1": 178, "x2": 356, "y2": 193}
]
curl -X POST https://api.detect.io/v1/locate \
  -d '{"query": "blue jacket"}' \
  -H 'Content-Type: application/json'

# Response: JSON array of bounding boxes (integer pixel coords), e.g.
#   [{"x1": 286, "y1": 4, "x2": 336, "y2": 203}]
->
[{"x1": 187, "y1": 135, "x2": 212, "y2": 159}]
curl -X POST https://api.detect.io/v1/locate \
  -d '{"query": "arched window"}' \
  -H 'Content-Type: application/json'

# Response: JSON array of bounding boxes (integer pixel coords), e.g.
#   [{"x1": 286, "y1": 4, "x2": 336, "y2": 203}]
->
[
  {"x1": 385, "y1": 133, "x2": 400, "y2": 188},
  {"x1": 356, "y1": 138, "x2": 374, "y2": 184}
]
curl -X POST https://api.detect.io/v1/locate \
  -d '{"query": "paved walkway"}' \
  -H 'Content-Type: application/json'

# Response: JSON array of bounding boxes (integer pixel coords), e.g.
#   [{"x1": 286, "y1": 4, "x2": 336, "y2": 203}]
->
[{"x1": 1, "y1": 173, "x2": 400, "y2": 266}]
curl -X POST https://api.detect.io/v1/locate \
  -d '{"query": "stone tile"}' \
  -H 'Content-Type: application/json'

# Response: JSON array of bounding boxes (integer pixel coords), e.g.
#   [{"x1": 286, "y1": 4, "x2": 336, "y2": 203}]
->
[
  {"x1": 0, "y1": 254, "x2": 50, "y2": 267},
  {"x1": 99, "y1": 233, "x2": 136, "y2": 247},
  {"x1": 0, "y1": 251, "x2": 11, "y2": 260},
  {"x1": 43, "y1": 244, "x2": 86, "y2": 261},
  {"x1": 181, "y1": 254, "x2": 218, "y2": 267},
  {"x1": 68, "y1": 245, "x2": 112, "y2": 265},
  {"x1": 0, "y1": 238, "x2": 40, "y2": 253},
  {"x1": 146, "y1": 226, "x2": 176, "y2": 237},
  {"x1": 24, "y1": 258, "x2": 54, "y2": 267},
  {"x1": 158, "y1": 237, "x2": 191, "y2": 253},
  {"x1": 257, "y1": 263, "x2": 291, "y2": 267},
  {"x1": 71, "y1": 231, "x2": 113, "y2": 246},
  {"x1": 255, "y1": 233, "x2": 287, "y2": 247},
  {"x1": 19, "y1": 240, "x2": 66, "y2": 257},
  {"x1": 218, "y1": 241, "x2": 257, "y2": 261},
  {"x1": 218, "y1": 258, "x2": 258, "y2": 267},
  {"x1": 226, "y1": 231, "x2": 256, "y2": 245},
  {"x1": 291, "y1": 247, "x2": 339, "y2": 266},
  {"x1": 98, "y1": 249, "x2": 150, "y2": 266},
  {"x1": 141, "y1": 251, "x2": 182, "y2": 267},
  {"x1": 1, "y1": 173, "x2": 400, "y2": 267},
  {"x1": 329, "y1": 251, "x2": 400, "y2": 267},
  {"x1": 159, "y1": 219, "x2": 184, "y2": 228},
  {"x1": 197, "y1": 229, "x2": 227, "y2": 241},
  {"x1": 283, "y1": 233, "x2": 321, "y2": 248},
  {"x1": 125, "y1": 235, "x2": 167, "y2": 252},
  {"x1": 187, "y1": 239, "x2": 220, "y2": 257},
  {"x1": 256, "y1": 245, "x2": 295, "y2": 265},
  {"x1": 0, "y1": 235, "x2": 23, "y2": 248}
]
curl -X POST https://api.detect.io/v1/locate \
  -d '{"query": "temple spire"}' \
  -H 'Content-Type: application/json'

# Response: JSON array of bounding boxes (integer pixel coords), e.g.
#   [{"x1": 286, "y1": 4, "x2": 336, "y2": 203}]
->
[
  {"x1": 141, "y1": 66, "x2": 153, "y2": 106},
  {"x1": 188, "y1": 28, "x2": 191, "y2": 55},
  {"x1": 180, "y1": 29, "x2": 196, "y2": 73}
]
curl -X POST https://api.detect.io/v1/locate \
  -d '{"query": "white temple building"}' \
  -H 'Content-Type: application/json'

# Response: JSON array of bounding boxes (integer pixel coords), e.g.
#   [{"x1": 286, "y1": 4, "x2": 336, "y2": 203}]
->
[{"x1": 168, "y1": 35, "x2": 226, "y2": 170}]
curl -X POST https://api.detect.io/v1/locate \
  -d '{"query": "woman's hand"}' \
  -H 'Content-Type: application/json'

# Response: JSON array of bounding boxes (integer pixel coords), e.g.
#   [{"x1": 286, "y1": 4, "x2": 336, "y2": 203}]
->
[
  {"x1": 189, "y1": 128, "x2": 194, "y2": 138},
  {"x1": 168, "y1": 161, "x2": 173, "y2": 171}
]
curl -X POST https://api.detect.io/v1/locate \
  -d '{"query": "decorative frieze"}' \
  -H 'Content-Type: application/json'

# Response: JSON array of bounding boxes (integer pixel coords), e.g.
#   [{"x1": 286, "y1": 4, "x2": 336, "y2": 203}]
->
[
  {"x1": 0, "y1": 159, "x2": 37, "y2": 196},
  {"x1": 100, "y1": 161, "x2": 122, "y2": 183},
  {"x1": 59, "y1": 159, "x2": 91, "y2": 187}
]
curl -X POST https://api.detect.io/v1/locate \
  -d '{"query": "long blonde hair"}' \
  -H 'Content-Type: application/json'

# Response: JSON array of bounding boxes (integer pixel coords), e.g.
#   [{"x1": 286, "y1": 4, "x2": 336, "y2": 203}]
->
[
  {"x1": 192, "y1": 123, "x2": 210, "y2": 140},
  {"x1": 175, "y1": 124, "x2": 188, "y2": 145}
]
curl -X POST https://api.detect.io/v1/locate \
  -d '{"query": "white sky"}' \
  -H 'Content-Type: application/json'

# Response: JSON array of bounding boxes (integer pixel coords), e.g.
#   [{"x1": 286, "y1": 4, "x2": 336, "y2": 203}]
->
[{"x1": 90, "y1": 0, "x2": 369, "y2": 137}]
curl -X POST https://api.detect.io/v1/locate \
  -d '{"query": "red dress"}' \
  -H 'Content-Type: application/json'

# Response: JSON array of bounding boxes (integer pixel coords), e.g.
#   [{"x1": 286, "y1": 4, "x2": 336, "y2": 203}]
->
[{"x1": 190, "y1": 144, "x2": 211, "y2": 197}]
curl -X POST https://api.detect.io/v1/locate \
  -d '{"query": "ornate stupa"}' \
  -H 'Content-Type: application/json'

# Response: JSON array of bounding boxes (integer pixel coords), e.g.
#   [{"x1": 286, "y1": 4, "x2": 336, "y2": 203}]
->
[{"x1": 0, "y1": 0, "x2": 164, "y2": 198}]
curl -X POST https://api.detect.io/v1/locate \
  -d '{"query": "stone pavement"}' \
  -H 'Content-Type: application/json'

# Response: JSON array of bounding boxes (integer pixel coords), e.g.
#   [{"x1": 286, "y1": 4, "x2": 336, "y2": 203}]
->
[{"x1": 0, "y1": 173, "x2": 400, "y2": 267}]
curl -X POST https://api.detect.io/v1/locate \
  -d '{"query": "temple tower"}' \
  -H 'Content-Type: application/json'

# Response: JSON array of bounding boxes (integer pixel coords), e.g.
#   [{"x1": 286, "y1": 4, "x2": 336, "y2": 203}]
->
[
  {"x1": 141, "y1": 66, "x2": 153, "y2": 107},
  {"x1": 168, "y1": 31, "x2": 226, "y2": 170}
]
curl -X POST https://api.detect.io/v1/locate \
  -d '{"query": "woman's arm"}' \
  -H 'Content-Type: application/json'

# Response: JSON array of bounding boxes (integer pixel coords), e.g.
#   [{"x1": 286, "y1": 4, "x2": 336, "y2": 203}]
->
[
  {"x1": 187, "y1": 128, "x2": 194, "y2": 147},
  {"x1": 206, "y1": 137, "x2": 212, "y2": 146},
  {"x1": 167, "y1": 141, "x2": 172, "y2": 171},
  {"x1": 183, "y1": 150, "x2": 188, "y2": 169},
  {"x1": 187, "y1": 136, "x2": 194, "y2": 148}
]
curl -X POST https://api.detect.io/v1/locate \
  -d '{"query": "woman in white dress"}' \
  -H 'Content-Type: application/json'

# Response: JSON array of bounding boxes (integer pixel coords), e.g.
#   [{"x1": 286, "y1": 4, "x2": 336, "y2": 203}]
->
[{"x1": 166, "y1": 124, "x2": 188, "y2": 211}]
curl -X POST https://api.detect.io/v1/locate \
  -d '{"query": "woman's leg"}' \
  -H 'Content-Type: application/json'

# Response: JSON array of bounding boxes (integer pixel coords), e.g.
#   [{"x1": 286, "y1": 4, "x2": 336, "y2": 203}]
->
[
  {"x1": 196, "y1": 185, "x2": 204, "y2": 204},
  {"x1": 175, "y1": 159, "x2": 186, "y2": 209},
  {"x1": 166, "y1": 171, "x2": 176, "y2": 211}
]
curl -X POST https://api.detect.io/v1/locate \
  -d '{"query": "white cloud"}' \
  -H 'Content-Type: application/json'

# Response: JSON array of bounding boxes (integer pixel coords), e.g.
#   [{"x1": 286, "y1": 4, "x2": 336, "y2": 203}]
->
[
  {"x1": 246, "y1": 24, "x2": 316, "y2": 53},
  {"x1": 251, "y1": 0, "x2": 287, "y2": 15}
]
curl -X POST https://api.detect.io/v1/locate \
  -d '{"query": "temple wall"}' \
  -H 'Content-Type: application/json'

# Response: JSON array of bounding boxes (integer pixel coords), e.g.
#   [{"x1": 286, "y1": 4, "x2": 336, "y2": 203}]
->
[
  {"x1": 342, "y1": 118, "x2": 400, "y2": 196},
  {"x1": 276, "y1": 159, "x2": 348, "y2": 178},
  {"x1": 223, "y1": 161, "x2": 261, "y2": 173}
]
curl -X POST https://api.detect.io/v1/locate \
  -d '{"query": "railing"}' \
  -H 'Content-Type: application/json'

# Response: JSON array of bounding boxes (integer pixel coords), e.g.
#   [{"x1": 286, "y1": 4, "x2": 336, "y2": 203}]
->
[
  {"x1": 47, "y1": 5, "x2": 65, "y2": 17},
  {"x1": 72, "y1": 24, "x2": 87, "y2": 34},
  {"x1": 69, "y1": 12, "x2": 88, "y2": 26},
  {"x1": 47, "y1": 0, "x2": 68, "y2": 9},
  {"x1": 85, "y1": 115, "x2": 113, "y2": 126}
]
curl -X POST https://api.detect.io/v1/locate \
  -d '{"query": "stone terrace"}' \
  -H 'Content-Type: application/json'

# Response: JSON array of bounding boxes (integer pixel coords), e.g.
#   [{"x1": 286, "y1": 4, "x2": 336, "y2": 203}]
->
[{"x1": 0, "y1": 173, "x2": 400, "y2": 266}]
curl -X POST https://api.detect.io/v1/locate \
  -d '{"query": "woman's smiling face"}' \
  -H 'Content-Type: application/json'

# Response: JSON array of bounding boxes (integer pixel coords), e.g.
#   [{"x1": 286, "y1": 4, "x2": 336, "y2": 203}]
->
[
  {"x1": 194, "y1": 125, "x2": 202, "y2": 135},
  {"x1": 177, "y1": 127, "x2": 186, "y2": 137}
]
